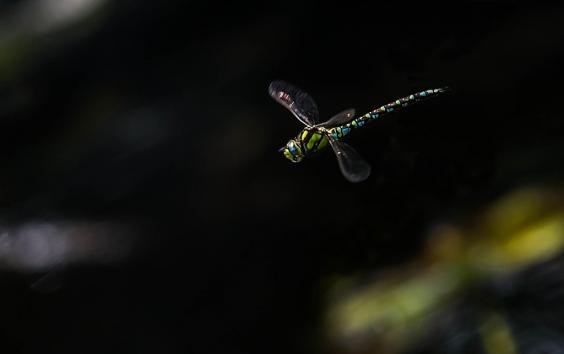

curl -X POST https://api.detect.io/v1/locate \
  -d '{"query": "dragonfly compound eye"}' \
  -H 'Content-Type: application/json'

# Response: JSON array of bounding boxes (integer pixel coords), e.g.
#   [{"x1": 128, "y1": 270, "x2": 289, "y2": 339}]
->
[{"x1": 282, "y1": 140, "x2": 303, "y2": 162}]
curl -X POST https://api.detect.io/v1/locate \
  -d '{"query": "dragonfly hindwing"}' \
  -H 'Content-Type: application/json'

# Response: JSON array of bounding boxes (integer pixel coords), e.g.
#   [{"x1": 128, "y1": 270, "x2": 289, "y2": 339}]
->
[
  {"x1": 317, "y1": 109, "x2": 356, "y2": 128},
  {"x1": 327, "y1": 136, "x2": 371, "y2": 183}
]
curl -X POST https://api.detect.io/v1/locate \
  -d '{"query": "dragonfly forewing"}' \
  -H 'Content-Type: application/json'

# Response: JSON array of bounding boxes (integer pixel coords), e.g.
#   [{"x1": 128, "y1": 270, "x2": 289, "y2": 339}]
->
[{"x1": 269, "y1": 81, "x2": 319, "y2": 127}]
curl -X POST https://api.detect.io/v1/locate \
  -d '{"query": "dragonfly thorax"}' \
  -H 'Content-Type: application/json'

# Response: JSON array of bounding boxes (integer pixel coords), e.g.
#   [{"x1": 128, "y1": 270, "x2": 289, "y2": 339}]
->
[
  {"x1": 298, "y1": 127, "x2": 330, "y2": 154},
  {"x1": 281, "y1": 127, "x2": 331, "y2": 163}
]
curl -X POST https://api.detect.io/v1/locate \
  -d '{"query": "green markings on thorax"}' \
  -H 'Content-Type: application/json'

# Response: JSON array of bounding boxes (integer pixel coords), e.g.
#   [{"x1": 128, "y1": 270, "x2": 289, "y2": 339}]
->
[{"x1": 300, "y1": 128, "x2": 329, "y2": 153}]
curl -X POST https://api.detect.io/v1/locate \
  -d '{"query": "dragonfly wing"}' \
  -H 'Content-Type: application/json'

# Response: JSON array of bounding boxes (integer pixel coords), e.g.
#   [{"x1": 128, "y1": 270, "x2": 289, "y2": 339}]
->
[
  {"x1": 328, "y1": 137, "x2": 371, "y2": 183},
  {"x1": 269, "y1": 81, "x2": 319, "y2": 127},
  {"x1": 317, "y1": 108, "x2": 355, "y2": 128}
]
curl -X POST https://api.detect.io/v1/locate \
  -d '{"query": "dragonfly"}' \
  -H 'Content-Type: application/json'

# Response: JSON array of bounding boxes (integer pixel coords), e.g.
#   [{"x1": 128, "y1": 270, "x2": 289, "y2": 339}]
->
[{"x1": 269, "y1": 81, "x2": 449, "y2": 182}]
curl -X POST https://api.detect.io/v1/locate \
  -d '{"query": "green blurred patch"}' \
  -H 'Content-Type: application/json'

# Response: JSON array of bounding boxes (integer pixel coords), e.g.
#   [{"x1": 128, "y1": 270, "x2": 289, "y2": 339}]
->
[
  {"x1": 0, "y1": 37, "x2": 33, "y2": 82},
  {"x1": 325, "y1": 186, "x2": 564, "y2": 354}
]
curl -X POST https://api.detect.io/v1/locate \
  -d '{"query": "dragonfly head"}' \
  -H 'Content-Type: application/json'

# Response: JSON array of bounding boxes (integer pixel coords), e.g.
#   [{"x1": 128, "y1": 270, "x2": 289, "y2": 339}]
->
[{"x1": 280, "y1": 139, "x2": 304, "y2": 163}]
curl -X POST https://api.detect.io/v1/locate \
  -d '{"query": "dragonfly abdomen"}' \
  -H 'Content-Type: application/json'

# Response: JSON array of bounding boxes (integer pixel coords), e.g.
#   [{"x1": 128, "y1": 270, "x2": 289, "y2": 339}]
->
[
  {"x1": 328, "y1": 125, "x2": 353, "y2": 140},
  {"x1": 355, "y1": 87, "x2": 449, "y2": 127},
  {"x1": 328, "y1": 87, "x2": 448, "y2": 140},
  {"x1": 327, "y1": 87, "x2": 449, "y2": 140}
]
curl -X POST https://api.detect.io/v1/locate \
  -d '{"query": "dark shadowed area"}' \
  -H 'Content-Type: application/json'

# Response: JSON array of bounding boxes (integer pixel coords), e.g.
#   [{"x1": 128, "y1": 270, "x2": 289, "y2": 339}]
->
[{"x1": 0, "y1": 1, "x2": 564, "y2": 354}]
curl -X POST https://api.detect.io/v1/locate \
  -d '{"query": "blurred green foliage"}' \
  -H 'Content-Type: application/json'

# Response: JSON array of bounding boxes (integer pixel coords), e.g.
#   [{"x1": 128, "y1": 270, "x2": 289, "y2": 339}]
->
[{"x1": 325, "y1": 186, "x2": 564, "y2": 354}]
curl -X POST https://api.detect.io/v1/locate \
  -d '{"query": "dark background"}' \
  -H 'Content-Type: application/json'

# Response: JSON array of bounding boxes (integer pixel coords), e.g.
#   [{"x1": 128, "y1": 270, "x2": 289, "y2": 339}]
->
[{"x1": 1, "y1": 1, "x2": 564, "y2": 353}]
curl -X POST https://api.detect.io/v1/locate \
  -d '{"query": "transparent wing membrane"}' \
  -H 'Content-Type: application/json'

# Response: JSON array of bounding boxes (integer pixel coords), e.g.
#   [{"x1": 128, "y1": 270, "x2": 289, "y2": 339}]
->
[
  {"x1": 328, "y1": 137, "x2": 371, "y2": 183},
  {"x1": 318, "y1": 109, "x2": 355, "y2": 128},
  {"x1": 269, "y1": 81, "x2": 319, "y2": 127}
]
